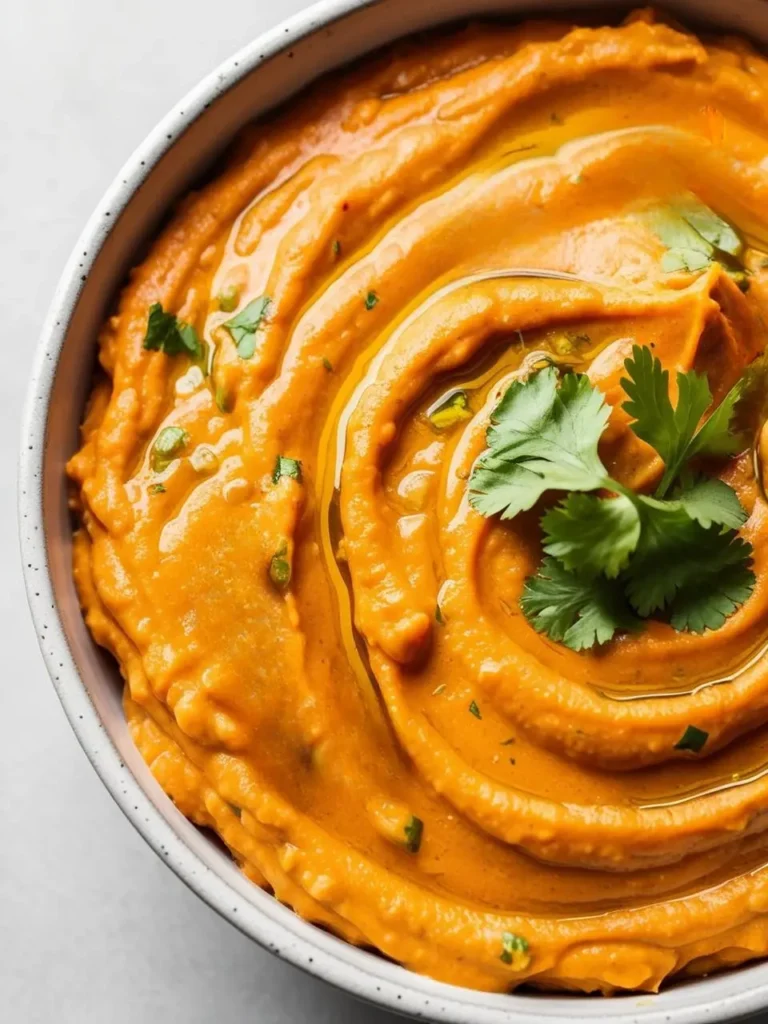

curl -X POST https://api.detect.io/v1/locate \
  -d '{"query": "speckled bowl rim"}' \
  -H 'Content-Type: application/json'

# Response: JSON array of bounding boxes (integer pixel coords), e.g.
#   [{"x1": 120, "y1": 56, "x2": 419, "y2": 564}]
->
[{"x1": 18, "y1": 0, "x2": 768, "y2": 1021}]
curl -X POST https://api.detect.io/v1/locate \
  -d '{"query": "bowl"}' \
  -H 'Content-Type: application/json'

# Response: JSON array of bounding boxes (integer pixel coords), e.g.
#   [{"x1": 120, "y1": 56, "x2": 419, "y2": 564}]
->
[{"x1": 19, "y1": 1, "x2": 768, "y2": 1021}]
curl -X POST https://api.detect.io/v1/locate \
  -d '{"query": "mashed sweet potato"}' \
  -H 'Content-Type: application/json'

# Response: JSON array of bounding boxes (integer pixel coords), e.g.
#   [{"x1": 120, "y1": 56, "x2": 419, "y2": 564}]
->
[{"x1": 68, "y1": 8, "x2": 768, "y2": 993}]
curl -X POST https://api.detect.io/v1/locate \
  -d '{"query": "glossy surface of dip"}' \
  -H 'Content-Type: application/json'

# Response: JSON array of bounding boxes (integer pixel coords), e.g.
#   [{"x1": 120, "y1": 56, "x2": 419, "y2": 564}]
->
[{"x1": 69, "y1": 9, "x2": 768, "y2": 993}]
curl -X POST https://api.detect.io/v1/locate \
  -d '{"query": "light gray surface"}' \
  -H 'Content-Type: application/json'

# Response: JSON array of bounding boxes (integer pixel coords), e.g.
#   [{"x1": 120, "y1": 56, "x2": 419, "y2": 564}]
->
[{"x1": 1, "y1": 1, "x2": 395, "y2": 1021}]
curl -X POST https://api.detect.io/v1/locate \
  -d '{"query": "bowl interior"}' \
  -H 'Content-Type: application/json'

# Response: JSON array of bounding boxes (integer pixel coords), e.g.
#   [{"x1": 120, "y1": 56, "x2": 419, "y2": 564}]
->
[{"x1": 21, "y1": 1, "x2": 768, "y2": 1022}]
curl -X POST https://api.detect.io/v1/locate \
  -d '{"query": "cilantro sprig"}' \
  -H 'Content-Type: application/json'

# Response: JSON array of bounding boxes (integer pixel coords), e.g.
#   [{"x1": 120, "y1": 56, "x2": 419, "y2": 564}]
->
[{"x1": 469, "y1": 347, "x2": 756, "y2": 649}]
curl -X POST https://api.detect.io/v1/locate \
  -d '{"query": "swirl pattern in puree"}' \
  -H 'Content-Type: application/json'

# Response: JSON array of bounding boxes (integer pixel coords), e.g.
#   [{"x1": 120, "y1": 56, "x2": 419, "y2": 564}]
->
[{"x1": 68, "y1": 9, "x2": 768, "y2": 994}]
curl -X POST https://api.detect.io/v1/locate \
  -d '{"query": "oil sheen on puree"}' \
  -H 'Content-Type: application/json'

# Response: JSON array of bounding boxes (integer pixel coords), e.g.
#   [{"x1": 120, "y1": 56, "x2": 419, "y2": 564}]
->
[{"x1": 68, "y1": 9, "x2": 768, "y2": 994}]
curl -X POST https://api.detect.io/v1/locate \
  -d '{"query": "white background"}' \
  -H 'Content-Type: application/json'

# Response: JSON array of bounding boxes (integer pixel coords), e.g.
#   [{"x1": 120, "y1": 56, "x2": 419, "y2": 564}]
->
[{"x1": 1, "y1": 1, "x2": 397, "y2": 1020}]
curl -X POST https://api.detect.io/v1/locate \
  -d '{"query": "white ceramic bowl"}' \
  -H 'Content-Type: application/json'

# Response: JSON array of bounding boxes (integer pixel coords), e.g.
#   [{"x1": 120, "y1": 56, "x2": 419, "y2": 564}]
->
[{"x1": 19, "y1": 1, "x2": 768, "y2": 1021}]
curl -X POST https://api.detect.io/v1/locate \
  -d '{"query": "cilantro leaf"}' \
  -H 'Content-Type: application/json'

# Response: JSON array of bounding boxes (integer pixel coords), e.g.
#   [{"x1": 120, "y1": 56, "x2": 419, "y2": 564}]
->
[
  {"x1": 677, "y1": 197, "x2": 742, "y2": 257},
  {"x1": 224, "y1": 296, "x2": 271, "y2": 359},
  {"x1": 622, "y1": 345, "x2": 714, "y2": 496},
  {"x1": 674, "y1": 476, "x2": 747, "y2": 530},
  {"x1": 624, "y1": 499, "x2": 753, "y2": 618},
  {"x1": 143, "y1": 302, "x2": 202, "y2": 358},
  {"x1": 690, "y1": 378, "x2": 746, "y2": 457},
  {"x1": 647, "y1": 198, "x2": 743, "y2": 274},
  {"x1": 622, "y1": 499, "x2": 705, "y2": 615},
  {"x1": 467, "y1": 460, "x2": 548, "y2": 520},
  {"x1": 661, "y1": 248, "x2": 712, "y2": 273},
  {"x1": 621, "y1": 345, "x2": 745, "y2": 496},
  {"x1": 670, "y1": 558, "x2": 755, "y2": 633},
  {"x1": 648, "y1": 205, "x2": 714, "y2": 257},
  {"x1": 469, "y1": 368, "x2": 611, "y2": 520},
  {"x1": 521, "y1": 558, "x2": 638, "y2": 651},
  {"x1": 541, "y1": 492, "x2": 641, "y2": 579}
]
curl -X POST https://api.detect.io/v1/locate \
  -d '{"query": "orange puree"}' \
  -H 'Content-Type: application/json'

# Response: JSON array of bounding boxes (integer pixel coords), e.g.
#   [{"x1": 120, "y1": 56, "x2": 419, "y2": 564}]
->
[{"x1": 68, "y1": 8, "x2": 768, "y2": 994}]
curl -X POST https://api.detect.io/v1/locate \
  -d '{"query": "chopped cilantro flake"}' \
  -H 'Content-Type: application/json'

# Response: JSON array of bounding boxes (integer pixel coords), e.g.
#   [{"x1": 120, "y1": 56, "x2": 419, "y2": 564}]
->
[
  {"x1": 404, "y1": 815, "x2": 423, "y2": 853},
  {"x1": 269, "y1": 543, "x2": 291, "y2": 588},
  {"x1": 500, "y1": 932, "x2": 530, "y2": 969},
  {"x1": 224, "y1": 295, "x2": 271, "y2": 359},
  {"x1": 143, "y1": 303, "x2": 201, "y2": 359},
  {"x1": 272, "y1": 456, "x2": 302, "y2": 485},
  {"x1": 675, "y1": 725, "x2": 708, "y2": 753},
  {"x1": 150, "y1": 426, "x2": 188, "y2": 473}
]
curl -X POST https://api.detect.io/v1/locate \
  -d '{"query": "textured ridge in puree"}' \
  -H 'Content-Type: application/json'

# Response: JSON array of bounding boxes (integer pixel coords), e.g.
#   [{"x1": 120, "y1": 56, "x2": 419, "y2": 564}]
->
[{"x1": 68, "y1": 7, "x2": 768, "y2": 994}]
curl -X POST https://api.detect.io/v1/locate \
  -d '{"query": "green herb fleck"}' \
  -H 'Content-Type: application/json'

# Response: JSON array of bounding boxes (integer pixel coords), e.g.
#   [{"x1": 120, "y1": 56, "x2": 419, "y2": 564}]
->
[
  {"x1": 217, "y1": 285, "x2": 240, "y2": 313},
  {"x1": 150, "y1": 426, "x2": 189, "y2": 473},
  {"x1": 215, "y1": 385, "x2": 232, "y2": 413},
  {"x1": 149, "y1": 483, "x2": 166, "y2": 495},
  {"x1": 269, "y1": 543, "x2": 292, "y2": 589},
  {"x1": 364, "y1": 290, "x2": 379, "y2": 310},
  {"x1": 501, "y1": 737, "x2": 515, "y2": 746},
  {"x1": 435, "y1": 603, "x2": 444, "y2": 625},
  {"x1": 500, "y1": 932, "x2": 530, "y2": 969},
  {"x1": 224, "y1": 295, "x2": 271, "y2": 359},
  {"x1": 229, "y1": 804, "x2": 242, "y2": 818},
  {"x1": 322, "y1": 356, "x2": 333, "y2": 372},
  {"x1": 428, "y1": 390, "x2": 472, "y2": 431},
  {"x1": 404, "y1": 815, "x2": 424, "y2": 854},
  {"x1": 675, "y1": 725, "x2": 709, "y2": 753},
  {"x1": 468, "y1": 700, "x2": 482, "y2": 719},
  {"x1": 332, "y1": 240, "x2": 341, "y2": 258},
  {"x1": 272, "y1": 455, "x2": 303, "y2": 485},
  {"x1": 143, "y1": 302, "x2": 202, "y2": 359}
]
